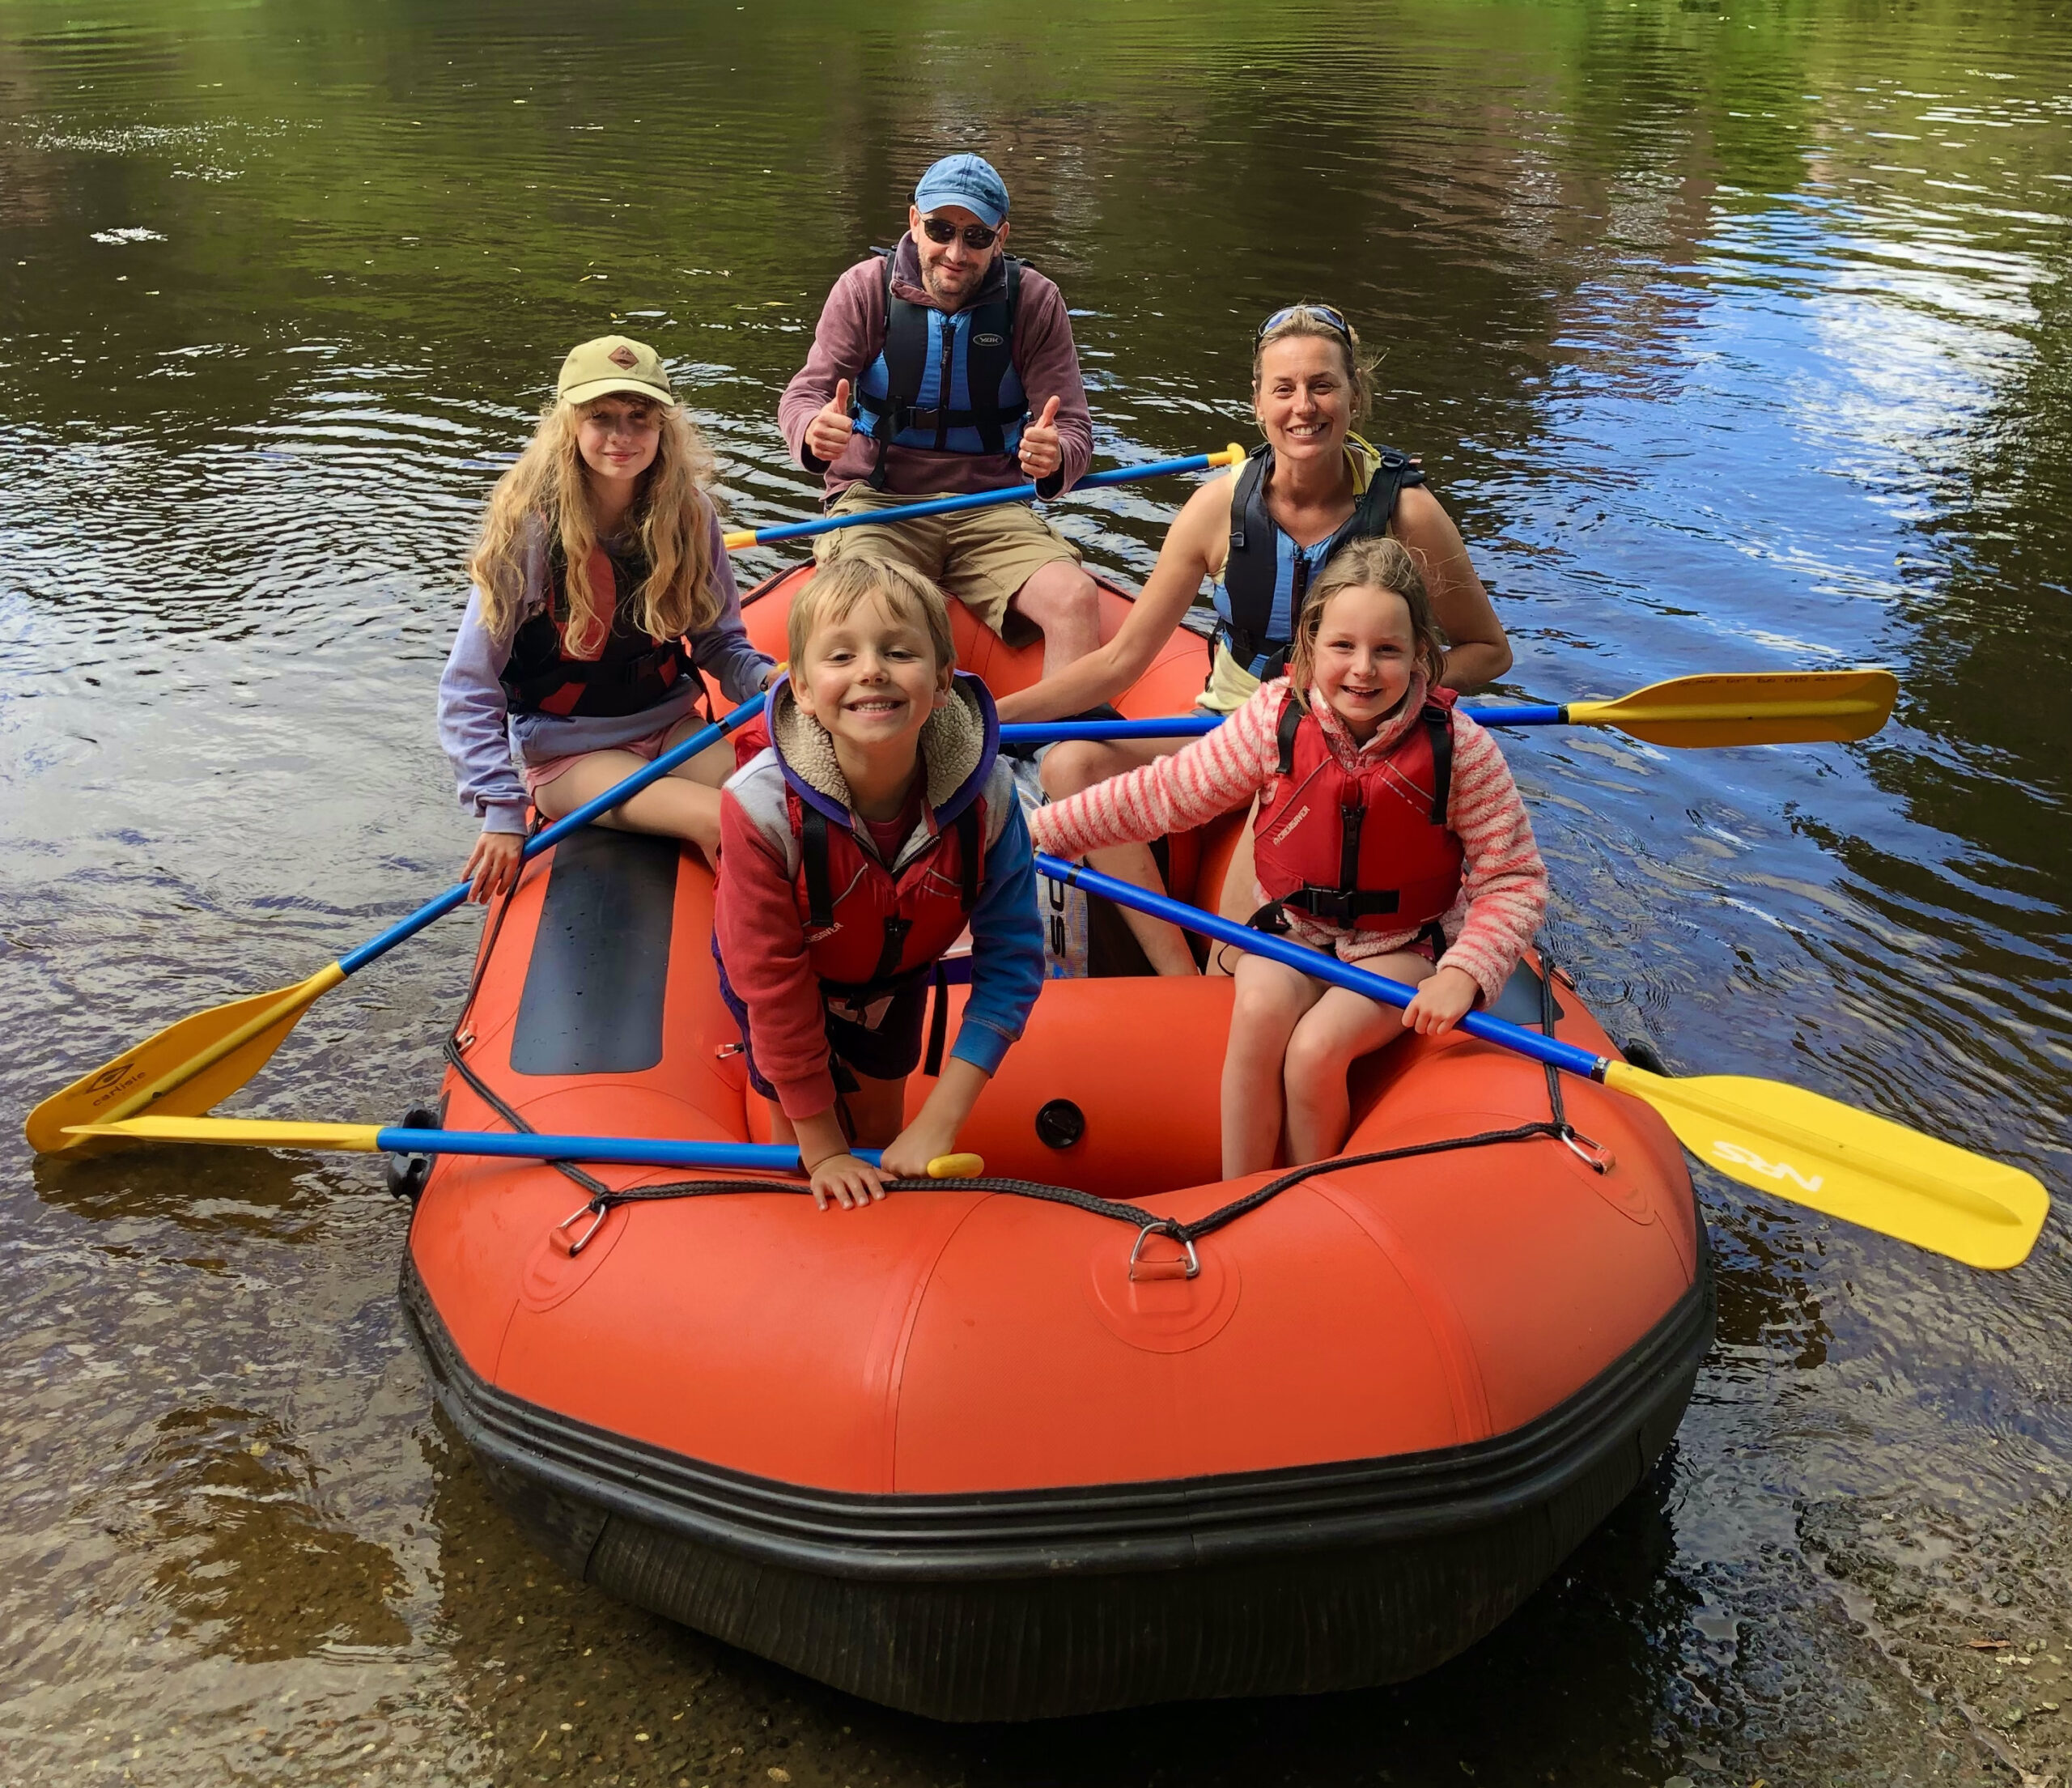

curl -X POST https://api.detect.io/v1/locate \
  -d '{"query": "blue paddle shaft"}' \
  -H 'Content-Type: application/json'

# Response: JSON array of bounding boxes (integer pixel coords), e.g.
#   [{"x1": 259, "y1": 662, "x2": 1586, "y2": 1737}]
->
[
  {"x1": 1035, "y1": 854, "x2": 1608, "y2": 1080},
  {"x1": 372, "y1": 1127, "x2": 880, "y2": 1174},
  {"x1": 741, "y1": 451, "x2": 1225, "y2": 547},
  {"x1": 999, "y1": 702, "x2": 1573, "y2": 746},
  {"x1": 338, "y1": 690, "x2": 772, "y2": 976}
]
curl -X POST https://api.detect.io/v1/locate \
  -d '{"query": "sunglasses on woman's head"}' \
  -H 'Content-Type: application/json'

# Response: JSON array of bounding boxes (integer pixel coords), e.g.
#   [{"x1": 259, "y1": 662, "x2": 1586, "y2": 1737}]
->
[
  {"x1": 1256, "y1": 304, "x2": 1353, "y2": 346},
  {"x1": 921, "y1": 214, "x2": 999, "y2": 251}
]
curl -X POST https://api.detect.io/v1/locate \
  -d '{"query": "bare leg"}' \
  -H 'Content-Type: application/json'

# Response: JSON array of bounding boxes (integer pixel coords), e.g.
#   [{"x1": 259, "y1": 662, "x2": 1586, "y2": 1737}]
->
[
  {"x1": 1280, "y1": 952, "x2": 1435, "y2": 1163},
  {"x1": 1221, "y1": 953, "x2": 1325, "y2": 1178},
  {"x1": 1040, "y1": 736, "x2": 1202, "y2": 977},
  {"x1": 1009, "y1": 558, "x2": 1103, "y2": 677},
  {"x1": 765, "y1": 1071, "x2": 908, "y2": 1153},
  {"x1": 531, "y1": 713, "x2": 736, "y2": 864}
]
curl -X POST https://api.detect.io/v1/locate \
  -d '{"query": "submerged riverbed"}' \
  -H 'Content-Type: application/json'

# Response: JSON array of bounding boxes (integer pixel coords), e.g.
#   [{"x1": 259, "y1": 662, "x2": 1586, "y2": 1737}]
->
[{"x1": 2, "y1": 1, "x2": 2070, "y2": 1782}]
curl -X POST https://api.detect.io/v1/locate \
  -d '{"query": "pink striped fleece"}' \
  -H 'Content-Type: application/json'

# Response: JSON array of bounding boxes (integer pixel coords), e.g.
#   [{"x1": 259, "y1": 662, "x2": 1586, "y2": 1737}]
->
[{"x1": 1030, "y1": 676, "x2": 1549, "y2": 1003}]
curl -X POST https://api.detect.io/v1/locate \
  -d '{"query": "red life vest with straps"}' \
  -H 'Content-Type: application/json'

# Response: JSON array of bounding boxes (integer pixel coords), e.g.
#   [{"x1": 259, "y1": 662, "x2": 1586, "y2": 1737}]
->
[
  {"x1": 499, "y1": 543, "x2": 695, "y2": 720},
  {"x1": 790, "y1": 789, "x2": 985, "y2": 993},
  {"x1": 1251, "y1": 686, "x2": 1464, "y2": 933}
]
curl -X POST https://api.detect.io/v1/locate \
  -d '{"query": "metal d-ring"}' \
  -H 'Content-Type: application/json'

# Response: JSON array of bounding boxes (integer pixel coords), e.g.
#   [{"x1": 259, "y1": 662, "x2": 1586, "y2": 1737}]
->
[
  {"x1": 1128, "y1": 1223, "x2": 1201, "y2": 1281},
  {"x1": 1560, "y1": 1127, "x2": 1616, "y2": 1175},
  {"x1": 554, "y1": 1199, "x2": 609, "y2": 1257}
]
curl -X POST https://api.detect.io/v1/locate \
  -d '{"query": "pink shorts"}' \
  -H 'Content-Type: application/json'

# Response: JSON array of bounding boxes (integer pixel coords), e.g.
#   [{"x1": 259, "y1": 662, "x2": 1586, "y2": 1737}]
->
[{"x1": 520, "y1": 722, "x2": 676, "y2": 800}]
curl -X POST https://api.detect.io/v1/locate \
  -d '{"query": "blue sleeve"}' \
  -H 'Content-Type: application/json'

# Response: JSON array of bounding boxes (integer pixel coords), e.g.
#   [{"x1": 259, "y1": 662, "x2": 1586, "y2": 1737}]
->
[
  {"x1": 687, "y1": 512, "x2": 777, "y2": 705},
  {"x1": 952, "y1": 800, "x2": 1045, "y2": 1076},
  {"x1": 437, "y1": 589, "x2": 529, "y2": 836}
]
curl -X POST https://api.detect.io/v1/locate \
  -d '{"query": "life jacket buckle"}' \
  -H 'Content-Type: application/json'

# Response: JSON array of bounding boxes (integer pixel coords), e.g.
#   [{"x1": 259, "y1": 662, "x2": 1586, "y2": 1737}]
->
[
  {"x1": 1298, "y1": 886, "x2": 1360, "y2": 928},
  {"x1": 1128, "y1": 1222, "x2": 1200, "y2": 1282}
]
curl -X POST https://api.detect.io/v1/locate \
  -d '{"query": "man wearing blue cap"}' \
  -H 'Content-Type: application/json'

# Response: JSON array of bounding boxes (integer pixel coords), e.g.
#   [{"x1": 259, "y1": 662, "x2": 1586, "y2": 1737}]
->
[{"x1": 779, "y1": 153, "x2": 1100, "y2": 690}]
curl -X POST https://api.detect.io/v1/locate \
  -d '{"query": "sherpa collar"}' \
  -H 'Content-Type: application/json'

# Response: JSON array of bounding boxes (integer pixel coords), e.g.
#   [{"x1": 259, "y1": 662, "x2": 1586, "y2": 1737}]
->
[{"x1": 768, "y1": 669, "x2": 998, "y2": 830}]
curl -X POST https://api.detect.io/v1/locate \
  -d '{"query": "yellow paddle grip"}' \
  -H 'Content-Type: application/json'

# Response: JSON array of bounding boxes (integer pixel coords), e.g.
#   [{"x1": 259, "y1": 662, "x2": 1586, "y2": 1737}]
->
[{"x1": 923, "y1": 1153, "x2": 985, "y2": 1179}]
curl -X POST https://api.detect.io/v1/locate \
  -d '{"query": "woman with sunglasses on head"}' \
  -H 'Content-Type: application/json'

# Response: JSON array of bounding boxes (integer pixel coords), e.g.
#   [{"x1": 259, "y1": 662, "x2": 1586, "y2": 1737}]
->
[{"x1": 1027, "y1": 304, "x2": 1512, "y2": 976}]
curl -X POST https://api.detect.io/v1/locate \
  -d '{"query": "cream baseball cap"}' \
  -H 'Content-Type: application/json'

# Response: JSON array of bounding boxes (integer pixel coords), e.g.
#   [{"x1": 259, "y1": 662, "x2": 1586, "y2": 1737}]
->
[{"x1": 557, "y1": 334, "x2": 676, "y2": 407}]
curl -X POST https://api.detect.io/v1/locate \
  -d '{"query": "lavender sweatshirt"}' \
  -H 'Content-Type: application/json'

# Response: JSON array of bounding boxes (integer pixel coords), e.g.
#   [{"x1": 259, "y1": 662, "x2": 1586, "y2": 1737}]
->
[{"x1": 437, "y1": 511, "x2": 774, "y2": 836}]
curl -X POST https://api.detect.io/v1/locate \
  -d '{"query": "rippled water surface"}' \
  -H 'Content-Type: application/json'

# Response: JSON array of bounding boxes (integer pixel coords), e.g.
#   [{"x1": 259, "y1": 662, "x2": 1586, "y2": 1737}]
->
[{"x1": 4, "y1": 2, "x2": 2071, "y2": 1782}]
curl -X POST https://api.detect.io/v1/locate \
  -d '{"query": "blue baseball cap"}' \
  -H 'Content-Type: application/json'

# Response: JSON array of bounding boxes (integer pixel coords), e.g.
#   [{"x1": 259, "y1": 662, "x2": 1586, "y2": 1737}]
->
[{"x1": 913, "y1": 153, "x2": 1009, "y2": 229}]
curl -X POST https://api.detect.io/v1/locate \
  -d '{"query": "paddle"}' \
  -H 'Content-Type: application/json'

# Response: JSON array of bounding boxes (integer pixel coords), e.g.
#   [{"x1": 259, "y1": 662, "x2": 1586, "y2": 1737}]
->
[
  {"x1": 721, "y1": 445, "x2": 1248, "y2": 551},
  {"x1": 24, "y1": 690, "x2": 778, "y2": 1156},
  {"x1": 62, "y1": 1115, "x2": 984, "y2": 1180},
  {"x1": 1034, "y1": 855, "x2": 2047, "y2": 1270},
  {"x1": 998, "y1": 669, "x2": 1900, "y2": 750}
]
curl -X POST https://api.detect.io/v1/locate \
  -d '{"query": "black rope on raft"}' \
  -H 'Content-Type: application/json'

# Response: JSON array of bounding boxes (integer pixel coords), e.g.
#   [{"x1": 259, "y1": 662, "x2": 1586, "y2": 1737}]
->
[{"x1": 431, "y1": 898, "x2": 1586, "y2": 1244}]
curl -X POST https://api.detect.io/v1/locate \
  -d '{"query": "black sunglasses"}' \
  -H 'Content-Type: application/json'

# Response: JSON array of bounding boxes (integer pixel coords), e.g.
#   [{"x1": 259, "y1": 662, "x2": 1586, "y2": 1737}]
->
[
  {"x1": 1256, "y1": 304, "x2": 1353, "y2": 346},
  {"x1": 920, "y1": 214, "x2": 1000, "y2": 251}
]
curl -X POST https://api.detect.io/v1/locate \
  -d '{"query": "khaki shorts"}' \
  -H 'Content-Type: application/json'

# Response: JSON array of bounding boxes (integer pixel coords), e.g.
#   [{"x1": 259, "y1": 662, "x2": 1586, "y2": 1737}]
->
[{"x1": 813, "y1": 486, "x2": 1082, "y2": 644}]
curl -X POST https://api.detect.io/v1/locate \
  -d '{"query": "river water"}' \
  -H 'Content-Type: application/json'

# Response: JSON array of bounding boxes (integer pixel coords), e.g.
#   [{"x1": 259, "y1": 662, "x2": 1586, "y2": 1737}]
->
[{"x1": 2, "y1": 1, "x2": 2069, "y2": 1782}]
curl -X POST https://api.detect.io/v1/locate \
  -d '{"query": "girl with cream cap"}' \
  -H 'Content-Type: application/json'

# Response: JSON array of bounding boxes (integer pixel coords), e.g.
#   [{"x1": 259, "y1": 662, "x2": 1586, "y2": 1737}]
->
[{"x1": 437, "y1": 336, "x2": 776, "y2": 898}]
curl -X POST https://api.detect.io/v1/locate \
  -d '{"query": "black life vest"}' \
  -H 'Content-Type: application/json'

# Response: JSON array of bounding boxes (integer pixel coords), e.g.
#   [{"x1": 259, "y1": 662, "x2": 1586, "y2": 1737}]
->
[
  {"x1": 1250, "y1": 686, "x2": 1463, "y2": 934},
  {"x1": 499, "y1": 542, "x2": 695, "y2": 720},
  {"x1": 849, "y1": 248, "x2": 1028, "y2": 490},
  {"x1": 1212, "y1": 441, "x2": 1426, "y2": 682}
]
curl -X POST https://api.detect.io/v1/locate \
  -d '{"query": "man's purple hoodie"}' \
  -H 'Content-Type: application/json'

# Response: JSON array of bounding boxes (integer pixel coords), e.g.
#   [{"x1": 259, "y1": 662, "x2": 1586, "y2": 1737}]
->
[{"x1": 779, "y1": 234, "x2": 1093, "y2": 502}]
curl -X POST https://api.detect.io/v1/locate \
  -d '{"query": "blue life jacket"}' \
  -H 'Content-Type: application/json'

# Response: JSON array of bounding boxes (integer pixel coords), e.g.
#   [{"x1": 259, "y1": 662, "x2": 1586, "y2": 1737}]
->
[
  {"x1": 850, "y1": 250, "x2": 1027, "y2": 489},
  {"x1": 1212, "y1": 440, "x2": 1426, "y2": 682}
]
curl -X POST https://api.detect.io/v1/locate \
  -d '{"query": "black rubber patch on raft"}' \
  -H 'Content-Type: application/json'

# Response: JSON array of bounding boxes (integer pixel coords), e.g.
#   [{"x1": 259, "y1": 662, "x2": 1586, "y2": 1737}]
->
[{"x1": 512, "y1": 829, "x2": 679, "y2": 1077}]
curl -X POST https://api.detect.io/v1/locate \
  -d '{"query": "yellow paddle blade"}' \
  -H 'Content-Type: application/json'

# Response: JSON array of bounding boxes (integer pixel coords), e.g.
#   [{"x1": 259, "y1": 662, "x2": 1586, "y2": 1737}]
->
[
  {"x1": 924, "y1": 1153, "x2": 986, "y2": 1179},
  {"x1": 721, "y1": 527, "x2": 756, "y2": 550},
  {"x1": 24, "y1": 964, "x2": 344, "y2": 1155},
  {"x1": 1567, "y1": 669, "x2": 1897, "y2": 749},
  {"x1": 1603, "y1": 1062, "x2": 2048, "y2": 1269},
  {"x1": 66, "y1": 1115, "x2": 385, "y2": 1151}
]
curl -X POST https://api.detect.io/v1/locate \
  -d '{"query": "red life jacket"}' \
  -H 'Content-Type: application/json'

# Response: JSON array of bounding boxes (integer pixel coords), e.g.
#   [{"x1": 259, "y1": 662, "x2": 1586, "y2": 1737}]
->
[
  {"x1": 1251, "y1": 686, "x2": 1464, "y2": 933},
  {"x1": 499, "y1": 543, "x2": 694, "y2": 719},
  {"x1": 791, "y1": 788, "x2": 984, "y2": 992}
]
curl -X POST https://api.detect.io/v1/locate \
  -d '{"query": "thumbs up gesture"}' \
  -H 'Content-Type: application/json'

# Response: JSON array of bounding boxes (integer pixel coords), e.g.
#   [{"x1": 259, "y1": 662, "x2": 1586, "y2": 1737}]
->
[
  {"x1": 1018, "y1": 394, "x2": 1064, "y2": 481},
  {"x1": 806, "y1": 377, "x2": 856, "y2": 464}
]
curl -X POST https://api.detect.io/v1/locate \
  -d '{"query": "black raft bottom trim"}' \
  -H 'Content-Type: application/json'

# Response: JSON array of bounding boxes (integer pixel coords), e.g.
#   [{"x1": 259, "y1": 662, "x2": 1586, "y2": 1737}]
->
[{"x1": 406, "y1": 1242, "x2": 1712, "y2": 1722}]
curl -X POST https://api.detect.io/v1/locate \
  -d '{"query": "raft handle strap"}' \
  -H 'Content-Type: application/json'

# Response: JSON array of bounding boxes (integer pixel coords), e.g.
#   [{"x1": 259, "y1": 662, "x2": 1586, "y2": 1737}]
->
[{"x1": 1535, "y1": 944, "x2": 1610, "y2": 1174}]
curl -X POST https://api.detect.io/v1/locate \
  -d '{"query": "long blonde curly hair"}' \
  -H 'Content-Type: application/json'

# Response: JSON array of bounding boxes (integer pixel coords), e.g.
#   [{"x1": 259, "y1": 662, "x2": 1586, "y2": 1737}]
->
[{"x1": 466, "y1": 396, "x2": 723, "y2": 653}]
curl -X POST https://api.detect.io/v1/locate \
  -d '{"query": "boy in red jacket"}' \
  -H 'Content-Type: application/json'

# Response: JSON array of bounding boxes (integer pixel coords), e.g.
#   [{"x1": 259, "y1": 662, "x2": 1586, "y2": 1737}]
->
[{"x1": 714, "y1": 559, "x2": 1044, "y2": 1210}]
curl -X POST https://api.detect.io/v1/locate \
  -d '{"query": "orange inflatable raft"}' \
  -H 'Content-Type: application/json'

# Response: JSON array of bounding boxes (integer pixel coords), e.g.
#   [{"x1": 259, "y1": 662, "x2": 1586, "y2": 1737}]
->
[{"x1": 400, "y1": 565, "x2": 1712, "y2": 1720}]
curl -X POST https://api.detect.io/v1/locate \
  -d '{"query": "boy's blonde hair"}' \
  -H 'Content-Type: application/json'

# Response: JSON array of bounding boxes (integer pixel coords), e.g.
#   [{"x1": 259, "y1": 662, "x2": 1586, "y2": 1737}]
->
[
  {"x1": 788, "y1": 558, "x2": 956, "y2": 678},
  {"x1": 1289, "y1": 536, "x2": 1449, "y2": 693}
]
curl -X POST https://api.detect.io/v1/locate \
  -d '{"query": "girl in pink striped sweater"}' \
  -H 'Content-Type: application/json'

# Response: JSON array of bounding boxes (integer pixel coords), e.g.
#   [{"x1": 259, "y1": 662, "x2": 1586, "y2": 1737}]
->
[{"x1": 1031, "y1": 537, "x2": 1548, "y2": 1175}]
